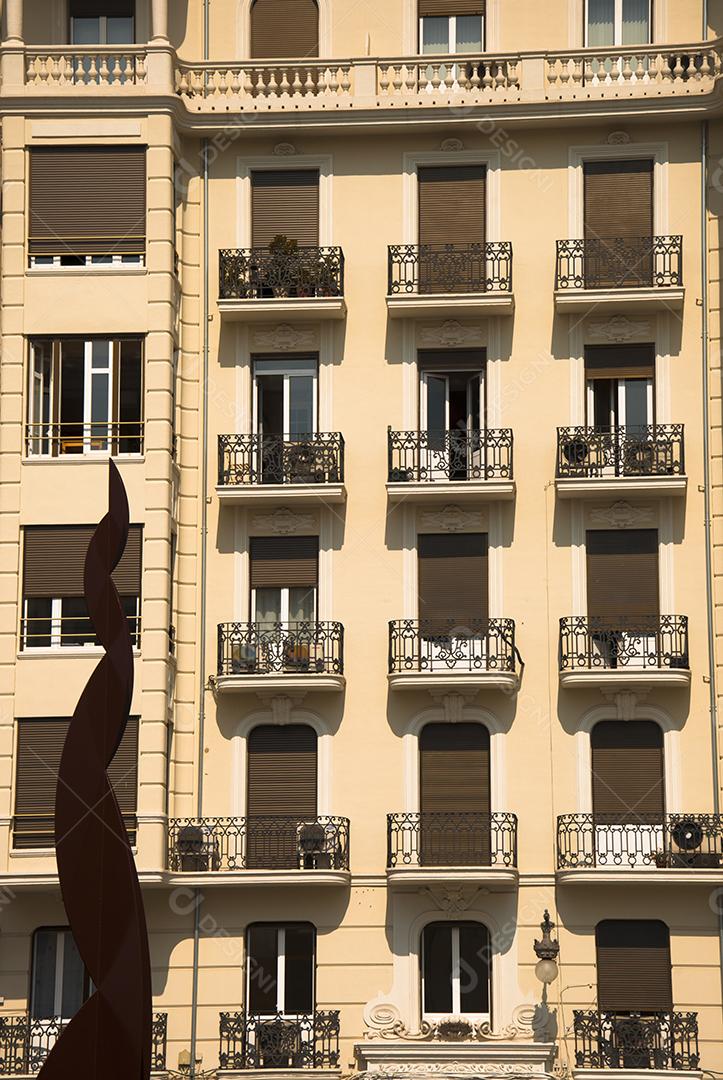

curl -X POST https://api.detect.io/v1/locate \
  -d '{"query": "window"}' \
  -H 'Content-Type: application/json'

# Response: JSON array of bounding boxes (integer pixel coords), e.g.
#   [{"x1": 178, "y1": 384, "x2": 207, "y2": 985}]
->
[
  {"x1": 419, "y1": 724, "x2": 490, "y2": 866},
  {"x1": 250, "y1": 0, "x2": 318, "y2": 59},
  {"x1": 22, "y1": 526, "x2": 142, "y2": 650},
  {"x1": 246, "y1": 725, "x2": 318, "y2": 869},
  {"x1": 583, "y1": 159, "x2": 654, "y2": 287},
  {"x1": 250, "y1": 537, "x2": 318, "y2": 626},
  {"x1": 247, "y1": 923, "x2": 315, "y2": 1015},
  {"x1": 27, "y1": 338, "x2": 143, "y2": 457},
  {"x1": 586, "y1": 345, "x2": 654, "y2": 433},
  {"x1": 419, "y1": 349, "x2": 485, "y2": 480},
  {"x1": 586, "y1": 529, "x2": 659, "y2": 621},
  {"x1": 70, "y1": 0, "x2": 135, "y2": 44},
  {"x1": 31, "y1": 928, "x2": 90, "y2": 1021},
  {"x1": 418, "y1": 533, "x2": 488, "y2": 634},
  {"x1": 592, "y1": 720, "x2": 664, "y2": 821},
  {"x1": 419, "y1": 1, "x2": 484, "y2": 54},
  {"x1": 15, "y1": 718, "x2": 139, "y2": 849},
  {"x1": 422, "y1": 922, "x2": 491, "y2": 1019},
  {"x1": 251, "y1": 170, "x2": 320, "y2": 249},
  {"x1": 417, "y1": 167, "x2": 486, "y2": 293},
  {"x1": 29, "y1": 147, "x2": 146, "y2": 267},
  {"x1": 586, "y1": 0, "x2": 651, "y2": 47},
  {"x1": 596, "y1": 920, "x2": 672, "y2": 1013}
]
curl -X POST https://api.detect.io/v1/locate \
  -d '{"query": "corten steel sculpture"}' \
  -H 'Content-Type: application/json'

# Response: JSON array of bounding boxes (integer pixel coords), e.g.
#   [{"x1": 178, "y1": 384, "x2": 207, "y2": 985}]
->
[{"x1": 39, "y1": 461, "x2": 152, "y2": 1080}]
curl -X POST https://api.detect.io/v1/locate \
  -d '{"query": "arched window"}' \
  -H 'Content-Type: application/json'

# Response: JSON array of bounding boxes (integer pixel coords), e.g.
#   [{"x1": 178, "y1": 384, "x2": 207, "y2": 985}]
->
[
  {"x1": 591, "y1": 720, "x2": 664, "y2": 822},
  {"x1": 421, "y1": 921, "x2": 491, "y2": 1020},
  {"x1": 247, "y1": 724, "x2": 317, "y2": 869},
  {"x1": 250, "y1": 0, "x2": 319, "y2": 59}
]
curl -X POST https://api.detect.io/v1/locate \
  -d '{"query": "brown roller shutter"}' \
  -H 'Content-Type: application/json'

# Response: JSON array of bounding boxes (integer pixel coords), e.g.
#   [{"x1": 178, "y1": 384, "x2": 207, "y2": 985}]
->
[
  {"x1": 29, "y1": 148, "x2": 146, "y2": 258},
  {"x1": 586, "y1": 530, "x2": 658, "y2": 621},
  {"x1": 70, "y1": 0, "x2": 134, "y2": 15},
  {"x1": 419, "y1": 166, "x2": 486, "y2": 249},
  {"x1": 596, "y1": 920, "x2": 673, "y2": 1013},
  {"x1": 250, "y1": 0, "x2": 319, "y2": 59},
  {"x1": 418, "y1": 348, "x2": 485, "y2": 372},
  {"x1": 418, "y1": 533, "x2": 488, "y2": 630},
  {"x1": 585, "y1": 345, "x2": 655, "y2": 381},
  {"x1": 251, "y1": 170, "x2": 320, "y2": 248},
  {"x1": 14, "y1": 717, "x2": 139, "y2": 849},
  {"x1": 592, "y1": 721, "x2": 665, "y2": 822},
  {"x1": 250, "y1": 536, "x2": 318, "y2": 589},
  {"x1": 247, "y1": 724, "x2": 317, "y2": 869},
  {"x1": 23, "y1": 526, "x2": 142, "y2": 598},
  {"x1": 584, "y1": 160, "x2": 653, "y2": 288},
  {"x1": 420, "y1": 723, "x2": 490, "y2": 866},
  {"x1": 420, "y1": 0, "x2": 484, "y2": 13}
]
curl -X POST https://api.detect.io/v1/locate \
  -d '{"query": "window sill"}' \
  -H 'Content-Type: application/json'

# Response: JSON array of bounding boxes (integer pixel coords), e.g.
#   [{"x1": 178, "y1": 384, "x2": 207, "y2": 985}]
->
[
  {"x1": 18, "y1": 648, "x2": 142, "y2": 660},
  {"x1": 26, "y1": 265, "x2": 147, "y2": 278},
  {"x1": 22, "y1": 455, "x2": 145, "y2": 466}
]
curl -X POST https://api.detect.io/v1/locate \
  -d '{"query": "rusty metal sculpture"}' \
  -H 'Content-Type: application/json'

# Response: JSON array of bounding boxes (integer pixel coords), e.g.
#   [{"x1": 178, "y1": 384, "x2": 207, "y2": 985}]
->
[{"x1": 39, "y1": 461, "x2": 152, "y2": 1080}]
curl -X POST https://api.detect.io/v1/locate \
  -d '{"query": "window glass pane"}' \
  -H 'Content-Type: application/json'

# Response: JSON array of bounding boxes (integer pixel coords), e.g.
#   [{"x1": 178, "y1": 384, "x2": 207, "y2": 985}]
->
[
  {"x1": 426, "y1": 376, "x2": 447, "y2": 434},
  {"x1": 119, "y1": 340, "x2": 143, "y2": 453},
  {"x1": 284, "y1": 926, "x2": 315, "y2": 1014},
  {"x1": 107, "y1": 17, "x2": 134, "y2": 43},
  {"x1": 289, "y1": 587, "x2": 315, "y2": 623},
  {"x1": 289, "y1": 376, "x2": 314, "y2": 438},
  {"x1": 587, "y1": 0, "x2": 615, "y2": 45},
  {"x1": 455, "y1": 16, "x2": 483, "y2": 52},
  {"x1": 423, "y1": 924, "x2": 453, "y2": 1014},
  {"x1": 59, "y1": 341, "x2": 85, "y2": 453},
  {"x1": 61, "y1": 597, "x2": 95, "y2": 646},
  {"x1": 31, "y1": 931, "x2": 58, "y2": 1019},
  {"x1": 71, "y1": 17, "x2": 102, "y2": 44},
  {"x1": 421, "y1": 17, "x2": 450, "y2": 53},
  {"x1": 59, "y1": 932, "x2": 86, "y2": 1019},
  {"x1": 255, "y1": 588, "x2": 283, "y2": 624},
  {"x1": 459, "y1": 924, "x2": 490, "y2": 1013},
  {"x1": 623, "y1": 379, "x2": 650, "y2": 429},
  {"x1": 25, "y1": 598, "x2": 52, "y2": 648},
  {"x1": 91, "y1": 341, "x2": 111, "y2": 370},
  {"x1": 591, "y1": 380, "x2": 615, "y2": 429},
  {"x1": 622, "y1": 0, "x2": 650, "y2": 44},
  {"x1": 248, "y1": 926, "x2": 279, "y2": 1014},
  {"x1": 258, "y1": 374, "x2": 284, "y2": 435}
]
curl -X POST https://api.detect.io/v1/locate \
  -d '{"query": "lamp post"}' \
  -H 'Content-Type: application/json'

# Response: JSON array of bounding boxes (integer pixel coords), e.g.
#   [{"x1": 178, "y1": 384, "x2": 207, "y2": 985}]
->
[{"x1": 533, "y1": 910, "x2": 560, "y2": 986}]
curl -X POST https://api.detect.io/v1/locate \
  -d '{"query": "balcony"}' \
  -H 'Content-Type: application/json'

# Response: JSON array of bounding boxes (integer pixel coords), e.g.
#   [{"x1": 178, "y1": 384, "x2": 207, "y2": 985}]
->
[
  {"x1": 216, "y1": 622, "x2": 345, "y2": 694},
  {"x1": 557, "y1": 814, "x2": 723, "y2": 884},
  {"x1": 388, "y1": 619, "x2": 519, "y2": 694},
  {"x1": 559, "y1": 616, "x2": 690, "y2": 691},
  {"x1": 218, "y1": 246, "x2": 345, "y2": 321},
  {"x1": 573, "y1": 1011, "x2": 700, "y2": 1072},
  {"x1": 387, "y1": 244, "x2": 514, "y2": 318},
  {"x1": 219, "y1": 1011, "x2": 340, "y2": 1071},
  {"x1": 387, "y1": 428, "x2": 514, "y2": 503},
  {"x1": 387, "y1": 812, "x2": 518, "y2": 890},
  {"x1": 217, "y1": 433, "x2": 346, "y2": 506},
  {"x1": 24, "y1": 48, "x2": 148, "y2": 93},
  {"x1": 555, "y1": 236, "x2": 684, "y2": 313},
  {"x1": 0, "y1": 1012, "x2": 167, "y2": 1075},
  {"x1": 556, "y1": 425, "x2": 686, "y2": 499},
  {"x1": 168, "y1": 816, "x2": 350, "y2": 886}
]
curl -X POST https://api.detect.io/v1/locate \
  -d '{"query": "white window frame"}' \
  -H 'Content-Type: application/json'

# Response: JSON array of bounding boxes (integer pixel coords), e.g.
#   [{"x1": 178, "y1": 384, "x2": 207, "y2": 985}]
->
[
  {"x1": 22, "y1": 595, "x2": 140, "y2": 651},
  {"x1": 586, "y1": 377, "x2": 654, "y2": 428},
  {"x1": 251, "y1": 586, "x2": 317, "y2": 625},
  {"x1": 584, "y1": 0, "x2": 652, "y2": 47},
  {"x1": 85, "y1": 340, "x2": 113, "y2": 454},
  {"x1": 253, "y1": 358, "x2": 319, "y2": 438},
  {"x1": 421, "y1": 923, "x2": 491, "y2": 1023},
  {"x1": 418, "y1": 13, "x2": 486, "y2": 54},
  {"x1": 70, "y1": 14, "x2": 136, "y2": 45}
]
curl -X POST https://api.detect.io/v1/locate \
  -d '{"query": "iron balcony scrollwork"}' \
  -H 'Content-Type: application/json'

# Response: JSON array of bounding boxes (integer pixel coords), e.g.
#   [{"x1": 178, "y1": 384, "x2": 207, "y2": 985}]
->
[
  {"x1": 556, "y1": 236, "x2": 683, "y2": 291},
  {"x1": 388, "y1": 428, "x2": 513, "y2": 484},
  {"x1": 557, "y1": 425, "x2": 684, "y2": 479},
  {"x1": 559, "y1": 616, "x2": 689, "y2": 672},
  {"x1": 557, "y1": 813, "x2": 723, "y2": 871},
  {"x1": 219, "y1": 247, "x2": 344, "y2": 301},
  {"x1": 168, "y1": 815, "x2": 350, "y2": 873},
  {"x1": 218, "y1": 621, "x2": 344, "y2": 678},
  {"x1": 388, "y1": 243, "x2": 513, "y2": 295},
  {"x1": 0, "y1": 1013, "x2": 168, "y2": 1075},
  {"x1": 573, "y1": 1011, "x2": 700, "y2": 1071},
  {"x1": 387, "y1": 812, "x2": 518, "y2": 869},
  {"x1": 389, "y1": 618, "x2": 518, "y2": 675},
  {"x1": 219, "y1": 1011, "x2": 341, "y2": 1070},
  {"x1": 219, "y1": 433, "x2": 345, "y2": 487}
]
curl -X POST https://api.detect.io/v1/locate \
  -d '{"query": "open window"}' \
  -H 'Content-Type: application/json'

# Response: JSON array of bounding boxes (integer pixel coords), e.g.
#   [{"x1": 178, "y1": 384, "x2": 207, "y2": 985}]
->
[
  {"x1": 69, "y1": 0, "x2": 135, "y2": 44},
  {"x1": 247, "y1": 923, "x2": 315, "y2": 1015},
  {"x1": 252, "y1": 355, "x2": 320, "y2": 484},
  {"x1": 422, "y1": 922, "x2": 491, "y2": 1022},
  {"x1": 419, "y1": 349, "x2": 485, "y2": 481}
]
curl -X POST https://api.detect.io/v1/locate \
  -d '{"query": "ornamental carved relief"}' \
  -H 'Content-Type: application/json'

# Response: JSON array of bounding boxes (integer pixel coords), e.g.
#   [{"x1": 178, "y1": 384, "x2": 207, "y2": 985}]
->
[
  {"x1": 588, "y1": 501, "x2": 655, "y2": 529},
  {"x1": 419, "y1": 505, "x2": 485, "y2": 533},
  {"x1": 251, "y1": 508, "x2": 317, "y2": 535},
  {"x1": 363, "y1": 1003, "x2": 537, "y2": 1045},
  {"x1": 586, "y1": 314, "x2": 652, "y2": 344},
  {"x1": 418, "y1": 321, "x2": 484, "y2": 349},
  {"x1": 251, "y1": 324, "x2": 318, "y2": 352}
]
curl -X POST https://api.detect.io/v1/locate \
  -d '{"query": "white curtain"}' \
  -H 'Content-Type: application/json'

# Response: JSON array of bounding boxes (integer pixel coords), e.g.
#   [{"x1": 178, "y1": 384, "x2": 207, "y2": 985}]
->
[
  {"x1": 622, "y1": 0, "x2": 651, "y2": 45},
  {"x1": 587, "y1": 0, "x2": 615, "y2": 46}
]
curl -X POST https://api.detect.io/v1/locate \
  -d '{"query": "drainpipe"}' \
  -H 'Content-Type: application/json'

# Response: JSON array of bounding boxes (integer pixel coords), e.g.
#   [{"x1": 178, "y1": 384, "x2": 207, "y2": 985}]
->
[
  {"x1": 189, "y1": 1, "x2": 211, "y2": 1071},
  {"x1": 700, "y1": 118, "x2": 723, "y2": 1030}
]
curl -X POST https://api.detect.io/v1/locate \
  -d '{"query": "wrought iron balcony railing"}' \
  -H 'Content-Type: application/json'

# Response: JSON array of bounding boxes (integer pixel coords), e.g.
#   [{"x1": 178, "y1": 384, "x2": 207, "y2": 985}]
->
[
  {"x1": 557, "y1": 426, "x2": 684, "y2": 480},
  {"x1": 219, "y1": 433, "x2": 344, "y2": 487},
  {"x1": 559, "y1": 616, "x2": 689, "y2": 673},
  {"x1": 388, "y1": 243, "x2": 513, "y2": 296},
  {"x1": 25, "y1": 421, "x2": 144, "y2": 458},
  {"x1": 218, "y1": 622, "x2": 344, "y2": 678},
  {"x1": 0, "y1": 1012, "x2": 167, "y2": 1074},
  {"x1": 387, "y1": 812, "x2": 518, "y2": 869},
  {"x1": 219, "y1": 246, "x2": 344, "y2": 301},
  {"x1": 168, "y1": 816, "x2": 350, "y2": 872},
  {"x1": 573, "y1": 1011, "x2": 700, "y2": 1071},
  {"x1": 388, "y1": 428, "x2": 513, "y2": 484},
  {"x1": 219, "y1": 1011, "x2": 341, "y2": 1070},
  {"x1": 389, "y1": 619, "x2": 518, "y2": 675},
  {"x1": 557, "y1": 814, "x2": 723, "y2": 871},
  {"x1": 556, "y1": 236, "x2": 683, "y2": 291}
]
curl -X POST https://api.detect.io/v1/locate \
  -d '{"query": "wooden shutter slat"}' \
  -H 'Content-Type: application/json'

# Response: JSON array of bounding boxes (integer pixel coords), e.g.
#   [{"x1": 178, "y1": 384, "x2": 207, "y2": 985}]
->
[
  {"x1": 29, "y1": 148, "x2": 146, "y2": 257},
  {"x1": 23, "y1": 526, "x2": 142, "y2": 597},
  {"x1": 251, "y1": 170, "x2": 320, "y2": 248},
  {"x1": 420, "y1": 723, "x2": 490, "y2": 812},
  {"x1": 14, "y1": 717, "x2": 138, "y2": 849},
  {"x1": 250, "y1": 536, "x2": 318, "y2": 589},
  {"x1": 418, "y1": 533, "x2": 488, "y2": 626},
  {"x1": 584, "y1": 159, "x2": 653, "y2": 241},
  {"x1": 250, "y1": 0, "x2": 319, "y2": 59},
  {"x1": 585, "y1": 345, "x2": 655, "y2": 381},
  {"x1": 419, "y1": 0, "x2": 484, "y2": 13},
  {"x1": 586, "y1": 530, "x2": 659, "y2": 620},
  {"x1": 247, "y1": 725, "x2": 317, "y2": 816},
  {"x1": 592, "y1": 721, "x2": 665, "y2": 819},
  {"x1": 597, "y1": 921, "x2": 673, "y2": 1013},
  {"x1": 418, "y1": 166, "x2": 486, "y2": 249}
]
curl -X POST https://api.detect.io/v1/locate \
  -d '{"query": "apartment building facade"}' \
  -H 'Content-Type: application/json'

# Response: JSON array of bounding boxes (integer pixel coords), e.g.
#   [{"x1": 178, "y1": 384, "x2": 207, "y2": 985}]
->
[{"x1": 0, "y1": 0, "x2": 723, "y2": 1075}]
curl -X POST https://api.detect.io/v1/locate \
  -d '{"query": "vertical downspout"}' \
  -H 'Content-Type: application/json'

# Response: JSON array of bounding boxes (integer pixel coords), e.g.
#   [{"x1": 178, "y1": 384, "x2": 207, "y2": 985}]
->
[{"x1": 189, "y1": 3, "x2": 211, "y2": 1075}]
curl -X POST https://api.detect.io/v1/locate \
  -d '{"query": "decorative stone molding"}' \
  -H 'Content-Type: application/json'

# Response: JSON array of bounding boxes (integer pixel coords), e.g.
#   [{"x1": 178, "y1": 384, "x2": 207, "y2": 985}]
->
[
  {"x1": 606, "y1": 130, "x2": 631, "y2": 144},
  {"x1": 422, "y1": 884, "x2": 481, "y2": 914},
  {"x1": 441, "y1": 138, "x2": 465, "y2": 152},
  {"x1": 274, "y1": 142, "x2": 297, "y2": 156},
  {"x1": 251, "y1": 508, "x2": 317, "y2": 535},
  {"x1": 601, "y1": 689, "x2": 649, "y2": 720},
  {"x1": 429, "y1": 692, "x2": 476, "y2": 724},
  {"x1": 363, "y1": 1003, "x2": 537, "y2": 1044},
  {"x1": 418, "y1": 321, "x2": 483, "y2": 349},
  {"x1": 586, "y1": 314, "x2": 652, "y2": 343},
  {"x1": 419, "y1": 506, "x2": 485, "y2": 533},
  {"x1": 588, "y1": 501, "x2": 655, "y2": 529},
  {"x1": 251, "y1": 324, "x2": 318, "y2": 352}
]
